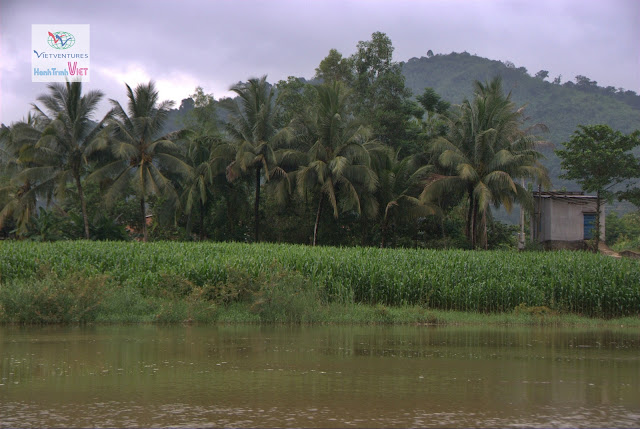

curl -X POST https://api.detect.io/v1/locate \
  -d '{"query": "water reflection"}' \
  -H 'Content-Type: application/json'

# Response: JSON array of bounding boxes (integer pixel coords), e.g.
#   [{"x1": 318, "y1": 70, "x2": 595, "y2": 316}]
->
[{"x1": 1, "y1": 325, "x2": 638, "y2": 428}]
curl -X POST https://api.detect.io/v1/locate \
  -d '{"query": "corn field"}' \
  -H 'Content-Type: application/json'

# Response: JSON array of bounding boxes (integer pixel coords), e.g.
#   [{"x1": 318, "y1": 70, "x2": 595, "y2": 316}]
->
[{"x1": 0, "y1": 241, "x2": 638, "y2": 318}]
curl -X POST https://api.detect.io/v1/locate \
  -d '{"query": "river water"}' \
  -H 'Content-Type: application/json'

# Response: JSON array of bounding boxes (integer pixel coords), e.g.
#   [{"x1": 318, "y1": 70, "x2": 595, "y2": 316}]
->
[{"x1": 1, "y1": 325, "x2": 638, "y2": 428}]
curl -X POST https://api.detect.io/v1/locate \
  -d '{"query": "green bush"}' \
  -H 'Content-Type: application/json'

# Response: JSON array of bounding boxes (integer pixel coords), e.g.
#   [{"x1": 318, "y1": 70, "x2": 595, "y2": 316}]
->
[
  {"x1": 152, "y1": 273, "x2": 197, "y2": 299},
  {"x1": 153, "y1": 287, "x2": 218, "y2": 324},
  {"x1": 204, "y1": 266, "x2": 262, "y2": 304},
  {"x1": 98, "y1": 285, "x2": 157, "y2": 323},
  {"x1": 251, "y1": 270, "x2": 320, "y2": 323},
  {"x1": 0, "y1": 267, "x2": 107, "y2": 324}
]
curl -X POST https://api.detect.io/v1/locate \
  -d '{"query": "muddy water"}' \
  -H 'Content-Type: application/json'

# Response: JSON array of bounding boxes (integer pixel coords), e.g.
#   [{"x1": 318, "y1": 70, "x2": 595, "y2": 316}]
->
[{"x1": 1, "y1": 325, "x2": 638, "y2": 428}]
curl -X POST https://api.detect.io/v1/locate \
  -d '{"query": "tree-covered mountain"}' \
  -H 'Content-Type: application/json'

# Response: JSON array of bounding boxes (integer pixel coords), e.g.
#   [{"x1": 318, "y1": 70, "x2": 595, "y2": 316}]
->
[
  {"x1": 402, "y1": 51, "x2": 640, "y2": 191},
  {"x1": 161, "y1": 50, "x2": 639, "y2": 223},
  {"x1": 168, "y1": 51, "x2": 639, "y2": 195}
]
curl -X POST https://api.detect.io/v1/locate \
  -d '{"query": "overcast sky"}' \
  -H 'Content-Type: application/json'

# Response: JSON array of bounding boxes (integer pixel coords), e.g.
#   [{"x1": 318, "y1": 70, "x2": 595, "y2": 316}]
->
[{"x1": 1, "y1": 0, "x2": 638, "y2": 124}]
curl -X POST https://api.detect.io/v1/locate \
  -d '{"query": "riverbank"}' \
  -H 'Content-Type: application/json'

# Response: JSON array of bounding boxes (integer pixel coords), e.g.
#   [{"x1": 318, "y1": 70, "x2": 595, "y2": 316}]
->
[
  {"x1": 0, "y1": 241, "x2": 638, "y2": 325},
  {"x1": 172, "y1": 302, "x2": 640, "y2": 328},
  {"x1": 2, "y1": 282, "x2": 639, "y2": 327}
]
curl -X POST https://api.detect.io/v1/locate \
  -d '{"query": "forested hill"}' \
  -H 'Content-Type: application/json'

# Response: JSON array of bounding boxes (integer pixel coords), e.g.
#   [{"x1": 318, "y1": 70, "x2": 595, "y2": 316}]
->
[
  {"x1": 166, "y1": 51, "x2": 640, "y2": 193},
  {"x1": 402, "y1": 52, "x2": 640, "y2": 189}
]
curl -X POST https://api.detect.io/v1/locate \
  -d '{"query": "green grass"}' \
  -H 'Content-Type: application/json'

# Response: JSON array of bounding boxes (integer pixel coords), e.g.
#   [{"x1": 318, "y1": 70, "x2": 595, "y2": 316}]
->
[{"x1": 0, "y1": 241, "x2": 638, "y2": 323}]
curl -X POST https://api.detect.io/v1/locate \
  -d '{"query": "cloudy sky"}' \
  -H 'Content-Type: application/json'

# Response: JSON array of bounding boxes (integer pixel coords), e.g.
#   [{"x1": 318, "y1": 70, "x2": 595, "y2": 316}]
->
[{"x1": 1, "y1": 0, "x2": 638, "y2": 124}]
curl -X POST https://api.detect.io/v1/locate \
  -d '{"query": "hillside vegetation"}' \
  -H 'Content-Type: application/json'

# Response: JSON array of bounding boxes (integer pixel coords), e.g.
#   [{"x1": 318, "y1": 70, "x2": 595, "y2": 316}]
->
[
  {"x1": 402, "y1": 52, "x2": 640, "y2": 189},
  {"x1": 166, "y1": 51, "x2": 640, "y2": 194}
]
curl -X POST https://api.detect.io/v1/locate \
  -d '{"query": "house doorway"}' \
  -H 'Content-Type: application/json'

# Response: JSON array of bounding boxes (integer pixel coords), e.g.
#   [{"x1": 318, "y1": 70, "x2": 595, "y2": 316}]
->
[{"x1": 583, "y1": 213, "x2": 596, "y2": 239}]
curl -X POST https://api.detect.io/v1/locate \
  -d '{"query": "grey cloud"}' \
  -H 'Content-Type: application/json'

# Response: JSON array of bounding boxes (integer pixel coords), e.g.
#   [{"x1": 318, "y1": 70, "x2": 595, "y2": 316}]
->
[{"x1": 2, "y1": 0, "x2": 639, "y2": 124}]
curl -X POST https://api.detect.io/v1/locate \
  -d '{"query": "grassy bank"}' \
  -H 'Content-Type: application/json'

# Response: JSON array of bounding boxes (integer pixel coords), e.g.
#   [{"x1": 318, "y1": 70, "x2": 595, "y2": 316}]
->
[{"x1": 0, "y1": 241, "x2": 638, "y2": 324}]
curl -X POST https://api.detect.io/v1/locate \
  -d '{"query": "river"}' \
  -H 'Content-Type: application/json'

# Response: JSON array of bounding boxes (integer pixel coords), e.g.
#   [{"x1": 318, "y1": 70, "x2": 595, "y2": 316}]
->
[{"x1": 1, "y1": 325, "x2": 638, "y2": 427}]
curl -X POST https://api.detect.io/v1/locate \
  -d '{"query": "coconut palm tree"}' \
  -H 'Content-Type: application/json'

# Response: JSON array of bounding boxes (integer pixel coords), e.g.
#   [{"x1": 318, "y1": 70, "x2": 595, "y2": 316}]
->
[
  {"x1": 90, "y1": 81, "x2": 189, "y2": 242},
  {"x1": 225, "y1": 76, "x2": 287, "y2": 243},
  {"x1": 421, "y1": 77, "x2": 549, "y2": 248},
  {"x1": 376, "y1": 150, "x2": 438, "y2": 247},
  {"x1": 6, "y1": 83, "x2": 109, "y2": 239},
  {"x1": 294, "y1": 82, "x2": 379, "y2": 245},
  {"x1": 179, "y1": 135, "x2": 235, "y2": 240},
  {"x1": 0, "y1": 116, "x2": 53, "y2": 236}
]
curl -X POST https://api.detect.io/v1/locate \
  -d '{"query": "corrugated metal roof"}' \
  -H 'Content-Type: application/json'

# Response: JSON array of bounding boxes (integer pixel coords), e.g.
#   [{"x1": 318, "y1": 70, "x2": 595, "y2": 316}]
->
[{"x1": 534, "y1": 191, "x2": 596, "y2": 199}]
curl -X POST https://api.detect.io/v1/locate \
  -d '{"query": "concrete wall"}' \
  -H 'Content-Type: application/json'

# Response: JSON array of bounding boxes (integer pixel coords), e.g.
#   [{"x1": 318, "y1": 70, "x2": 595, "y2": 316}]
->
[{"x1": 534, "y1": 197, "x2": 605, "y2": 242}]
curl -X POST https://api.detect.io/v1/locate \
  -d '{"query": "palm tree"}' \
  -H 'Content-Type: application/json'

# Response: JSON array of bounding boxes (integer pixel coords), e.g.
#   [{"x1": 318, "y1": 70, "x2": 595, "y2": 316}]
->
[
  {"x1": 90, "y1": 81, "x2": 189, "y2": 242},
  {"x1": 7, "y1": 83, "x2": 108, "y2": 239},
  {"x1": 294, "y1": 82, "x2": 379, "y2": 245},
  {"x1": 225, "y1": 76, "x2": 284, "y2": 243},
  {"x1": 179, "y1": 135, "x2": 235, "y2": 240},
  {"x1": 0, "y1": 116, "x2": 52, "y2": 236},
  {"x1": 421, "y1": 77, "x2": 549, "y2": 248},
  {"x1": 376, "y1": 150, "x2": 438, "y2": 248}
]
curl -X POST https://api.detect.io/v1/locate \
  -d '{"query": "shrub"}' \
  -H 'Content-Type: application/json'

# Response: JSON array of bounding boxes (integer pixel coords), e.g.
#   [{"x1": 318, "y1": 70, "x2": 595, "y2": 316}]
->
[
  {"x1": 204, "y1": 266, "x2": 261, "y2": 304},
  {"x1": 251, "y1": 270, "x2": 320, "y2": 323},
  {"x1": 0, "y1": 266, "x2": 107, "y2": 324}
]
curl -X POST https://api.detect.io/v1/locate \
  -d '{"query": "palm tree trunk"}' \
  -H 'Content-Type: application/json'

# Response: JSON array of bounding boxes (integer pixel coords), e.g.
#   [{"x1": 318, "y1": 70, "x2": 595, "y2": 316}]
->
[
  {"x1": 466, "y1": 191, "x2": 475, "y2": 246},
  {"x1": 313, "y1": 194, "x2": 324, "y2": 246},
  {"x1": 199, "y1": 201, "x2": 205, "y2": 241},
  {"x1": 380, "y1": 217, "x2": 388, "y2": 248},
  {"x1": 225, "y1": 197, "x2": 232, "y2": 239},
  {"x1": 254, "y1": 166, "x2": 261, "y2": 243},
  {"x1": 595, "y1": 190, "x2": 601, "y2": 253},
  {"x1": 186, "y1": 212, "x2": 193, "y2": 237},
  {"x1": 307, "y1": 191, "x2": 314, "y2": 244},
  {"x1": 140, "y1": 195, "x2": 147, "y2": 242},
  {"x1": 74, "y1": 175, "x2": 90, "y2": 240},
  {"x1": 480, "y1": 210, "x2": 488, "y2": 250},
  {"x1": 470, "y1": 201, "x2": 478, "y2": 249},
  {"x1": 361, "y1": 218, "x2": 368, "y2": 247}
]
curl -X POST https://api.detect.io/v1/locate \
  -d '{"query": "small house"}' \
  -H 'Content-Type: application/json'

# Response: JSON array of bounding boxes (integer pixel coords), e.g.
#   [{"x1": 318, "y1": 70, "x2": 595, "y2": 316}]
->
[{"x1": 530, "y1": 191, "x2": 605, "y2": 249}]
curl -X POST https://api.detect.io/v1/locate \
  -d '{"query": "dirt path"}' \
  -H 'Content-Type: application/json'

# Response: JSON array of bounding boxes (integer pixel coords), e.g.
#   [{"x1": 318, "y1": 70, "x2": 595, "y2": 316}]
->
[{"x1": 598, "y1": 242, "x2": 622, "y2": 259}]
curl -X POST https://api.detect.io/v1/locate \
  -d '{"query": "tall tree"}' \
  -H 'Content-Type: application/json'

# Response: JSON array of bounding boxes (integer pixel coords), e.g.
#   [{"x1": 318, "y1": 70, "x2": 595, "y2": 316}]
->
[
  {"x1": 274, "y1": 77, "x2": 318, "y2": 129},
  {"x1": 422, "y1": 77, "x2": 549, "y2": 248},
  {"x1": 225, "y1": 76, "x2": 284, "y2": 243},
  {"x1": 314, "y1": 49, "x2": 354, "y2": 85},
  {"x1": 293, "y1": 82, "x2": 379, "y2": 245},
  {"x1": 376, "y1": 150, "x2": 438, "y2": 248},
  {"x1": 1, "y1": 123, "x2": 34, "y2": 236},
  {"x1": 178, "y1": 88, "x2": 236, "y2": 240},
  {"x1": 556, "y1": 125, "x2": 640, "y2": 250},
  {"x1": 9, "y1": 82, "x2": 108, "y2": 239},
  {"x1": 1, "y1": 115, "x2": 60, "y2": 236},
  {"x1": 534, "y1": 70, "x2": 549, "y2": 80},
  {"x1": 350, "y1": 32, "x2": 414, "y2": 152},
  {"x1": 90, "y1": 81, "x2": 189, "y2": 242},
  {"x1": 416, "y1": 87, "x2": 450, "y2": 142},
  {"x1": 179, "y1": 135, "x2": 234, "y2": 240},
  {"x1": 182, "y1": 86, "x2": 220, "y2": 136}
]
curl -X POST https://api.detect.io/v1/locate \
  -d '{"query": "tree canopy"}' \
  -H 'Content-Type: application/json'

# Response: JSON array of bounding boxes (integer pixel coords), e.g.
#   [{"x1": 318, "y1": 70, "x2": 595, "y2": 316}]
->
[{"x1": 556, "y1": 124, "x2": 640, "y2": 249}]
